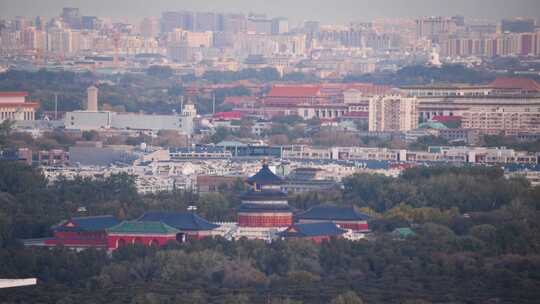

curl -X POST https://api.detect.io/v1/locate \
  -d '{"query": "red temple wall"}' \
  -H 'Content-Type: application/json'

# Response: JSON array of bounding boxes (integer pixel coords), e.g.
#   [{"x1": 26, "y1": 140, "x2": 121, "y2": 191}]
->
[
  {"x1": 106, "y1": 234, "x2": 177, "y2": 250},
  {"x1": 297, "y1": 220, "x2": 368, "y2": 231},
  {"x1": 54, "y1": 231, "x2": 107, "y2": 240},
  {"x1": 238, "y1": 214, "x2": 293, "y2": 227}
]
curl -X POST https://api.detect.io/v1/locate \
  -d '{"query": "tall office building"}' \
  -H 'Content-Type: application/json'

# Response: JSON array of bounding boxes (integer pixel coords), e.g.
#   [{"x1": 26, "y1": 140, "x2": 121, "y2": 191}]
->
[
  {"x1": 161, "y1": 11, "x2": 194, "y2": 33},
  {"x1": 501, "y1": 18, "x2": 535, "y2": 33},
  {"x1": 81, "y1": 16, "x2": 99, "y2": 30},
  {"x1": 222, "y1": 13, "x2": 247, "y2": 33},
  {"x1": 34, "y1": 16, "x2": 46, "y2": 31},
  {"x1": 195, "y1": 12, "x2": 217, "y2": 32},
  {"x1": 304, "y1": 21, "x2": 320, "y2": 34},
  {"x1": 271, "y1": 18, "x2": 289, "y2": 35},
  {"x1": 247, "y1": 17, "x2": 272, "y2": 34},
  {"x1": 61, "y1": 7, "x2": 81, "y2": 29},
  {"x1": 368, "y1": 96, "x2": 419, "y2": 132},
  {"x1": 415, "y1": 16, "x2": 457, "y2": 42},
  {"x1": 140, "y1": 17, "x2": 160, "y2": 38}
]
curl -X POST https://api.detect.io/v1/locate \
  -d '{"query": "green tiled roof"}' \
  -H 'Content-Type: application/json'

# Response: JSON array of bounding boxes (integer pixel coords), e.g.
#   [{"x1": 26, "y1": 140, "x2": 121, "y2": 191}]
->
[
  {"x1": 107, "y1": 221, "x2": 180, "y2": 235},
  {"x1": 394, "y1": 227, "x2": 416, "y2": 238}
]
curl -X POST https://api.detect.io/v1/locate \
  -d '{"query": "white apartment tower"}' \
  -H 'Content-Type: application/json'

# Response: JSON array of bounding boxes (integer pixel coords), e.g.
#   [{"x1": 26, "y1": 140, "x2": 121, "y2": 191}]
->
[{"x1": 368, "y1": 95, "x2": 419, "y2": 132}]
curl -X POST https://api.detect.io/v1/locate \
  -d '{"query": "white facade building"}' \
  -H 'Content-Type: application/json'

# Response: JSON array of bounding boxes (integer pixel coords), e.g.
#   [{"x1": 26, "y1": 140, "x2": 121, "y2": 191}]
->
[{"x1": 368, "y1": 95, "x2": 419, "y2": 132}]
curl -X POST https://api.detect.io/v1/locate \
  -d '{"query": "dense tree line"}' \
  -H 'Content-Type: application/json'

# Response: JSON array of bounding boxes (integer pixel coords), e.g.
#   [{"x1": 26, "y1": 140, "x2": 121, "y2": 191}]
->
[
  {"x1": 342, "y1": 64, "x2": 496, "y2": 86},
  {"x1": 1, "y1": 162, "x2": 540, "y2": 303}
]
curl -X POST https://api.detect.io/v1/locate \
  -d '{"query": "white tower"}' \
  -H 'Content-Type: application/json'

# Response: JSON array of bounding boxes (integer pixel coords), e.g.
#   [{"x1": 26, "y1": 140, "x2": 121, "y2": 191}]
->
[
  {"x1": 182, "y1": 102, "x2": 197, "y2": 117},
  {"x1": 428, "y1": 47, "x2": 442, "y2": 67},
  {"x1": 86, "y1": 86, "x2": 98, "y2": 111}
]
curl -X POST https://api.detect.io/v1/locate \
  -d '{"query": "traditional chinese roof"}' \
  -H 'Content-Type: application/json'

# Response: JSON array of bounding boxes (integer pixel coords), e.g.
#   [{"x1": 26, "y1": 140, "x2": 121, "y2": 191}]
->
[
  {"x1": 107, "y1": 221, "x2": 180, "y2": 235},
  {"x1": 240, "y1": 189, "x2": 288, "y2": 200},
  {"x1": 53, "y1": 215, "x2": 120, "y2": 232},
  {"x1": 0, "y1": 92, "x2": 28, "y2": 97},
  {"x1": 137, "y1": 212, "x2": 218, "y2": 231},
  {"x1": 278, "y1": 222, "x2": 346, "y2": 238},
  {"x1": 247, "y1": 164, "x2": 284, "y2": 185},
  {"x1": 213, "y1": 111, "x2": 244, "y2": 120},
  {"x1": 267, "y1": 85, "x2": 321, "y2": 98},
  {"x1": 393, "y1": 227, "x2": 416, "y2": 238},
  {"x1": 296, "y1": 205, "x2": 369, "y2": 221},
  {"x1": 237, "y1": 202, "x2": 292, "y2": 213},
  {"x1": 431, "y1": 115, "x2": 462, "y2": 123},
  {"x1": 419, "y1": 121, "x2": 448, "y2": 130},
  {"x1": 490, "y1": 77, "x2": 540, "y2": 92}
]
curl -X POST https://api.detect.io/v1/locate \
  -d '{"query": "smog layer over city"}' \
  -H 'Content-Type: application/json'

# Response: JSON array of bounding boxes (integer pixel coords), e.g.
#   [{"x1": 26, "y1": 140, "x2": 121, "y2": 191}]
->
[{"x1": 0, "y1": 0, "x2": 540, "y2": 303}]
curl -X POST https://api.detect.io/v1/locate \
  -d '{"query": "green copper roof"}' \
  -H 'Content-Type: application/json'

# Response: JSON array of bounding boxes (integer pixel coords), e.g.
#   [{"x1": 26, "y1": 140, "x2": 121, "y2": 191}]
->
[
  {"x1": 394, "y1": 227, "x2": 416, "y2": 238},
  {"x1": 419, "y1": 121, "x2": 448, "y2": 130},
  {"x1": 107, "y1": 221, "x2": 180, "y2": 235}
]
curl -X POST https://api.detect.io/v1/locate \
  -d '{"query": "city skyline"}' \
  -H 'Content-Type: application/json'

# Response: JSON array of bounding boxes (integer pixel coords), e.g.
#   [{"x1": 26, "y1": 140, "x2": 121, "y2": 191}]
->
[{"x1": 0, "y1": 0, "x2": 539, "y2": 24}]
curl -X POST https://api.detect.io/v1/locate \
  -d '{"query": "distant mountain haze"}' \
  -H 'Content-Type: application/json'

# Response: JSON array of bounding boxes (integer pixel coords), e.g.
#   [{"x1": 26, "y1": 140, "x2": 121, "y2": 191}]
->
[{"x1": 0, "y1": 0, "x2": 539, "y2": 23}]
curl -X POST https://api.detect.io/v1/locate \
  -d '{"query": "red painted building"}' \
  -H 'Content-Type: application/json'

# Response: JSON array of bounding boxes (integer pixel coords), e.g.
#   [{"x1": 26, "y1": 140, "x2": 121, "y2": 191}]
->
[
  {"x1": 237, "y1": 163, "x2": 293, "y2": 228},
  {"x1": 213, "y1": 111, "x2": 245, "y2": 120},
  {"x1": 278, "y1": 222, "x2": 347, "y2": 243},
  {"x1": 137, "y1": 212, "x2": 219, "y2": 240},
  {"x1": 23, "y1": 215, "x2": 120, "y2": 250},
  {"x1": 264, "y1": 85, "x2": 327, "y2": 107},
  {"x1": 106, "y1": 221, "x2": 179, "y2": 251},
  {"x1": 296, "y1": 205, "x2": 369, "y2": 232}
]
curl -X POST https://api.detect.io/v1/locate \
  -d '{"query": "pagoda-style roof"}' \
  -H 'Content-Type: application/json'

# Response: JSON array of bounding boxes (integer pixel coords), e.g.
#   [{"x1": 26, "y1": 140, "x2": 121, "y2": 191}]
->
[
  {"x1": 107, "y1": 221, "x2": 179, "y2": 235},
  {"x1": 53, "y1": 215, "x2": 120, "y2": 232},
  {"x1": 137, "y1": 212, "x2": 218, "y2": 231},
  {"x1": 237, "y1": 202, "x2": 292, "y2": 213},
  {"x1": 247, "y1": 164, "x2": 283, "y2": 186},
  {"x1": 296, "y1": 205, "x2": 369, "y2": 221},
  {"x1": 278, "y1": 222, "x2": 346, "y2": 238},
  {"x1": 240, "y1": 189, "x2": 288, "y2": 201}
]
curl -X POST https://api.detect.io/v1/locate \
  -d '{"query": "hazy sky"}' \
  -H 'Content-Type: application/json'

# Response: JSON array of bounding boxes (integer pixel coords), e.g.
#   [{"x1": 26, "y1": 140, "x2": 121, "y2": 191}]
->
[{"x1": 0, "y1": 0, "x2": 539, "y2": 24}]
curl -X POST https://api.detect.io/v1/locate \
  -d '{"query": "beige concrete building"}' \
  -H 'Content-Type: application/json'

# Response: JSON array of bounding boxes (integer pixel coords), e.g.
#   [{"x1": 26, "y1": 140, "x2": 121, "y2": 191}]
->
[
  {"x1": 86, "y1": 86, "x2": 98, "y2": 111},
  {"x1": 461, "y1": 104, "x2": 540, "y2": 135},
  {"x1": 0, "y1": 92, "x2": 38, "y2": 122},
  {"x1": 368, "y1": 95, "x2": 419, "y2": 132}
]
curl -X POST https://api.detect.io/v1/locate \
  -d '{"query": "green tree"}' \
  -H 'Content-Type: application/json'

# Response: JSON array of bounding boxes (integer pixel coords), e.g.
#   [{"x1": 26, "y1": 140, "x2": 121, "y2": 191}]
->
[{"x1": 330, "y1": 291, "x2": 364, "y2": 304}]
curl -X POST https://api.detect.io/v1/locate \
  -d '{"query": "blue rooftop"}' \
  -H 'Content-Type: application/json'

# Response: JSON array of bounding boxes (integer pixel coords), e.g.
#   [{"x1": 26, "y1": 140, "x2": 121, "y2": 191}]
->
[
  {"x1": 237, "y1": 202, "x2": 292, "y2": 213},
  {"x1": 53, "y1": 215, "x2": 120, "y2": 232},
  {"x1": 247, "y1": 164, "x2": 284, "y2": 185},
  {"x1": 240, "y1": 190, "x2": 288, "y2": 200},
  {"x1": 137, "y1": 212, "x2": 218, "y2": 231},
  {"x1": 278, "y1": 222, "x2": 347, "y2": 238}
]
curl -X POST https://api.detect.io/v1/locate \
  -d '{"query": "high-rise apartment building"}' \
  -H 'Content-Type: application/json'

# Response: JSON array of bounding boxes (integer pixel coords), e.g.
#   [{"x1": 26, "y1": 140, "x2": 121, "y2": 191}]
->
[
  {"x1": 415, "y1": 16, "x2": 457, "y2": 42},
  {"x1": 140, "y1": 17, "x2": 160, "y2": 38},
  {"x1": 368, "y1": 96, "x2": 419, "y2": 132}
]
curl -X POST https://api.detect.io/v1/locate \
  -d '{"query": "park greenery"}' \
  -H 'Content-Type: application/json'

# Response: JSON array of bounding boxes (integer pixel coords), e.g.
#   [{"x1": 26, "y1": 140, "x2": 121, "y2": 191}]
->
[
  {"x1": 0, "y1": 63, "x2": 525, "y2": 117},
  {"x1": 0, "y1": 161, "x2": 540, "y2": 303}
]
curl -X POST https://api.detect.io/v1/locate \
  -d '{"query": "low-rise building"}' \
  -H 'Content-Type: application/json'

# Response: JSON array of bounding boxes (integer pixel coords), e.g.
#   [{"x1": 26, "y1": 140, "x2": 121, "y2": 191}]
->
[
  {"x1": 0, "y1": 92, "x2": 39, "y2": 122},
  {"x1": 296, "y1": 205, "x2": 370, "y2": 232}
]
